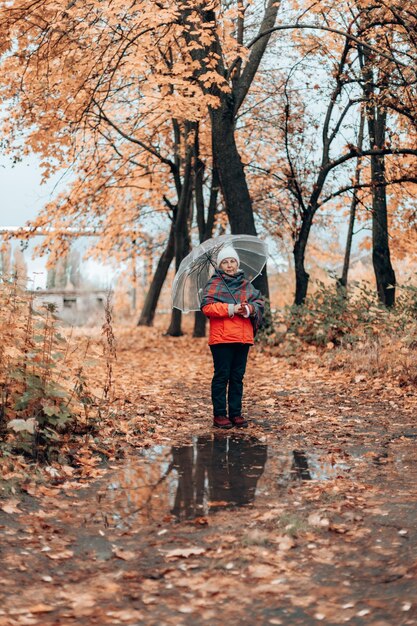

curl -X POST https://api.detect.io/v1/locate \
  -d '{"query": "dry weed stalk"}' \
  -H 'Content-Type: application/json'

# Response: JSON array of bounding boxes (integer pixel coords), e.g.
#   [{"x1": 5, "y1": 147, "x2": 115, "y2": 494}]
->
[
  {"x1": 101, "y1": 290, "x2": 117, "y2": 407},
  {"x1": 0, "y1": 274, "x2": 101, "y2": 459}
]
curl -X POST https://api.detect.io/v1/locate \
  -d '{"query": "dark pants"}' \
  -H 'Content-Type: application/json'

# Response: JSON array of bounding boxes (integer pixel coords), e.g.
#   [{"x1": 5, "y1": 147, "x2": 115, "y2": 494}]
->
[{"x1": 210, "y1": 343, "x2": 250, "y2": 418}]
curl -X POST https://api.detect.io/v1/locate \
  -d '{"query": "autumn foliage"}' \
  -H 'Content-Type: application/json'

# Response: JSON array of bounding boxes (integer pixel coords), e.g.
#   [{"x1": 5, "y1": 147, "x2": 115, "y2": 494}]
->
[
  {"x1": 0, "y1": 1, "x2": 416, "y2": 324},
  {"x1": 0, "y1": 275, "x2": 112, "y2": 460},
  {"x1": 1, "y1": 0, "x2": 417, "y2": 452}
]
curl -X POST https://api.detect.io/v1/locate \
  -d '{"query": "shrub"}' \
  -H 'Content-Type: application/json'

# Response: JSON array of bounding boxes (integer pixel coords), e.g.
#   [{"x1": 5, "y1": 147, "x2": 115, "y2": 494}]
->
[
  {"x1": 0, "y1": 274, "x2": 109, "y2": 460},
  {"x1": 263, "y1": 279, "x2": 417, "y2": 348}
]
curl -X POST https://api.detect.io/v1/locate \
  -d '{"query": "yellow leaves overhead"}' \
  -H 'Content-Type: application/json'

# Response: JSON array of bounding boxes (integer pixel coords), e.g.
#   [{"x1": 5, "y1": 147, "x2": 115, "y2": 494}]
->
[{"x1": 0, "y1": 0, "x2": 416, "y2": 268}]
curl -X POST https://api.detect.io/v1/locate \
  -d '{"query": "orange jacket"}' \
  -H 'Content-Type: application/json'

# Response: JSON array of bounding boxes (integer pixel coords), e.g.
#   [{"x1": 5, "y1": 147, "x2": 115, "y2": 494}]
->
[{"x1": 202, "y1": 303, "x2": 254, "y2": 345}]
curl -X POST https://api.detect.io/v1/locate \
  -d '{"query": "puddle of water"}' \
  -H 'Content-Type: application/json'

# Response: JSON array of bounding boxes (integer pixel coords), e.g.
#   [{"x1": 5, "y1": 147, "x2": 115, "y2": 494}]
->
[{"x1": 96, "y1": 434, "x2": 353, "y2": 526}]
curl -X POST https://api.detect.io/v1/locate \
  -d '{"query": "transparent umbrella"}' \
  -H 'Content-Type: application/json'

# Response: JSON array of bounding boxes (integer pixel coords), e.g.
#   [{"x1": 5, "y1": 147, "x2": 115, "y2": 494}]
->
[{"x1": 172, "y1": 234, "x2": 268, "y2": 313}]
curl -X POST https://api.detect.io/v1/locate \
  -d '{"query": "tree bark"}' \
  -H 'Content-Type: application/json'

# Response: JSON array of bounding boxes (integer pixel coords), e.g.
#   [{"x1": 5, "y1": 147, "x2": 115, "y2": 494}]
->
[
  {"x1": 338, "y1": 111, "x2": 365, "y2": 290},
  {"x1": 181, "y1": 1, "x2": 279, "y2": 301},
  {"x1": 293, "y1": 215, "x2": 312, "y2": 306},
  {"x1": 192, "y1": 162, "x2": 219, "y2": 338},
  {"x1": 193, "y1": 310, "x2": 207, "y2": 338},
  {"x1": 166, "y1": 125, "x2": 194, "y2": 336},
  {"x1": 211, "y1": 100, "x2": 256, "y2": 236},
  {"x1": 370, "y1": 135, "x2": 396, "y2": 306},
  {"x1": 137, "y1": 221, "x2": 175, "y2": 326},
  {"x1": 211, "y1": 99, "x2": 269, "y2": 298},
  {"x1": 166, "y1": 307, "x2": 183, "y2": 338},
  {"x1": 338, "y1": 192, "x2": 358, "y2": 291},
  {"x1": 362, "y1": 50, "x2": 396, "y2": 306}
]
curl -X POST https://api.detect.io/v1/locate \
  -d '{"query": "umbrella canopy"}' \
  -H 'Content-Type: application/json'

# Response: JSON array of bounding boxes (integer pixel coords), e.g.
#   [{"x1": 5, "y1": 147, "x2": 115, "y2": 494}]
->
[{"x1": 172, "y1": 234, "x2": 268, "y2": 313}]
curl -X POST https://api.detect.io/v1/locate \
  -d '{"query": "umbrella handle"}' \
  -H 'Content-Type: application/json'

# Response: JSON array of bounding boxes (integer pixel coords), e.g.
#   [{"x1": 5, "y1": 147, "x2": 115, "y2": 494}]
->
[{"x1": 206, "y1": 253, "x2": 238, "y2": 305}]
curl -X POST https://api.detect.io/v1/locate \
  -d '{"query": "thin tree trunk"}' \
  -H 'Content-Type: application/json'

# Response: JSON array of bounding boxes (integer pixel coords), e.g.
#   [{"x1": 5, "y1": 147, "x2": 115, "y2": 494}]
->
[
  {"x1": 193, "y1": 163, "x2": 220, "y2": 338},
  {"x1": 166, "y1": 125, "x2": 194, "y2": 336},
  {"x1": 193, "y1": 311, "x2": 207, "y2": 338},
  {"x1": 293, "y1": 214, "x2": 313, "y2": 305},
  {"x1": 371, "y1": 140, "x2": 396, "y2": 306},
  {"x1": 362, "y1": 50, "x2": 396, "y2": 306},
  {"x1": 137, "y1": 221, "x2": 175, "y2": 326},
  {"x1": 166, "y1": 307, "x2": 183, "y2": 338},
  {"x1": 338, "y1": 193, "x2": 358, "y2": 291},
  {"x1": 338, "y1": 111, "x2": 365, "y2": 290}
]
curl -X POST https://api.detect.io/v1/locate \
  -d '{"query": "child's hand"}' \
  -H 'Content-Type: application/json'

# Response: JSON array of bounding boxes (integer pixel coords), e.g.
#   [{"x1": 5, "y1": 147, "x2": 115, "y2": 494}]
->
[
  {"x1": 241, "y1": 301, "x2": 254, "y2": 317},
  {"x1": 233, "y1": 303, "x2": 245, "y2": 315}
]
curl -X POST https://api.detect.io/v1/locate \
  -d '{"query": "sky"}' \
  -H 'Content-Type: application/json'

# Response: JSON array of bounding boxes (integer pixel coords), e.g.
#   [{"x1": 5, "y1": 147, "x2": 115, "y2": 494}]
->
[
  {"x1": 0, "y1": 151, "x2": 284, "y2": 291},
  {"x1": 0, "y1": 154, "x2": 118, "y2": 289}
]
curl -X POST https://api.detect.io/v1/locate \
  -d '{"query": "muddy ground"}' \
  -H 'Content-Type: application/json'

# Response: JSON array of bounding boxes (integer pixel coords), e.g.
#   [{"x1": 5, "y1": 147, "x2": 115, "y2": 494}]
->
[{"x1": 1, "y1": 326, "x2": 417, "y2": 625}]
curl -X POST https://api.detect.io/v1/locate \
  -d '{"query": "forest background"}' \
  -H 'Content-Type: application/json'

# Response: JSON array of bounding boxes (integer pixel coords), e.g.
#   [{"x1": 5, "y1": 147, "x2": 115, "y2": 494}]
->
[{"x1": 1, "y1": 0, "x2": 417, "y2": 461}]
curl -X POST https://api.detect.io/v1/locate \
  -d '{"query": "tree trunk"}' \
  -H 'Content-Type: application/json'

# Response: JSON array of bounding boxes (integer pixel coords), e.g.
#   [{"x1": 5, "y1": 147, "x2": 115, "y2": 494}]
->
[
  {"x1": 166, "y1": 308, "x2": 183, "y2": 338},
  {"x1": 371, "y1": 146, "x2": 396, "y2": 306},
  {"x1": 137, "y1": 221, "x2": 175, "y2": 326},
  {"x1": 293, "y1": 214, "x2": 313, "y2": 305},
  {"x1": 338, "y1": 193, "x2": 357, "y2": 291},
  {"x1": 293, "y1": 207, "x2": 316, "y2": 305},
  {"x1": 338, "y1": 112, "x2": 365, "y2": 291},
  {"x1": 193, "y1": 310, "x2": 207, "y2": 338},
  {"x1": 193, "y1": 164, "x2": 219, "y2": 338},
  {"x1": 166, "y1": 212, "x2": 190, "y2": 336},
  {"x1": 211, "y1": 100, "x2": 256, "y2": 234},
  {"x1": 362, "y1": 49, "x2": 396, "y2": 306},
  {"x1": 293, "y1": 246, "x2": 310, "y2": 306},
  {"x1": 166, "y1": 127, "x2": 194, "y2": 336},
  {"x1": 211, "y1": 99, "x2": 269, "y2": 299},
  {"x1": 165, "y1": 218, "x2": 190, "y2": 336},
  {"x1": 179, "y1": 1, "x2": 278, "y2": 302}
]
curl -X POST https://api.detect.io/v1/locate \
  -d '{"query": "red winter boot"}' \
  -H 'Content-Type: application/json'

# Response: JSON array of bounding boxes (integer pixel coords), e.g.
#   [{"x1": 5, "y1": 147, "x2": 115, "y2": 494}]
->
[
  {"x1": 230, "y1": 415, "x2": 248, "y2": 428},
  {"x1": 213, "y1": 416, "x2": 233, "y2": 429}
]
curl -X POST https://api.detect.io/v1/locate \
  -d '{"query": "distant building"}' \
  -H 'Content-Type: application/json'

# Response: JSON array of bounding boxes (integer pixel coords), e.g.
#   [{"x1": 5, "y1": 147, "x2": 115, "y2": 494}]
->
[{"x1": 31, "y1": 288, "x2": 108, "y2": 325}]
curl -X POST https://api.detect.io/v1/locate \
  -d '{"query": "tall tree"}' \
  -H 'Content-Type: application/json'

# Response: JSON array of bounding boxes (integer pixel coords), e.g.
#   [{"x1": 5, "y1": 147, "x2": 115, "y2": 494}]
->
[
  {"x1": 177, "y1": 0, "x2": 282, "y2": 298},
  {"x1": 361, "y1": 47, "x2": 396, "y2": 306},
  {"x1": 266, "y1": 1, "x2": 417, "y2": 304}
]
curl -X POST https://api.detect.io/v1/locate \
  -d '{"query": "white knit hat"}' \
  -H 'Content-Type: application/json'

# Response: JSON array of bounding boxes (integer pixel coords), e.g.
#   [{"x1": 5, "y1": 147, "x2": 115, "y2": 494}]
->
[{"x1": 217, "y1": 246, "x2": 240, "y2": 267}]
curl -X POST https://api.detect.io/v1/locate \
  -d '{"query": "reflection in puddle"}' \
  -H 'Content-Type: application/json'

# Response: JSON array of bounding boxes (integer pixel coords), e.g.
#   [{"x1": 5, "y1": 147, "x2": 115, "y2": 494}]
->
[
  {"x1": 170, "y1": 435, "x2": 267, "y2": 519},
  {"x1": 291, "y1": 450, "x2": 312, "y2": 481},
  {"x1": 100, "y1": 434, "x2": 351, "y2": 525}
]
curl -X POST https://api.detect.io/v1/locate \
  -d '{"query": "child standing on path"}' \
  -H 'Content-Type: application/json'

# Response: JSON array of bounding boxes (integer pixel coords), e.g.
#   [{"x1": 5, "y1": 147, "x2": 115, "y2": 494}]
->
[{"x1": 201, "y1": 246, "x2": 264, "y2": 429}]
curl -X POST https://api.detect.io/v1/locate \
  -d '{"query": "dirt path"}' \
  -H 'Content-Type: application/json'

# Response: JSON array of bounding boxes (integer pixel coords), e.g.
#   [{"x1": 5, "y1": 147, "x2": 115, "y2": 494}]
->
[{"x1": 1, "y1": 327, "x2": 417, "y2": 625}]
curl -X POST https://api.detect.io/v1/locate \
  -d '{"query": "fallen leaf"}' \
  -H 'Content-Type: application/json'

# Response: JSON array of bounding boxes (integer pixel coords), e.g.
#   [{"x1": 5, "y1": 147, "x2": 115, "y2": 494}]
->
[
  {"x1": 0, "y1": 499, "x2": 21, "y2": 514},
  {"x1": 7, "y1": 418, "x2": 36, "y2": 434},
  {"x1": 165, "y1": 546, "x2": 206, "y2": 559},
  {"x1": 106, "y1": 610, "x2": 144, "y2": 621},
  {"x1": 247, "y1": 564, "x2": 277, "y2": 579},
  {"x1": 46, "y1": 549, "x2": 74, "y2": 560},
  {"x1": 28, "y1": 604, "x2": 54, "y2": 614},
  {"x1": 308, "y1": 513, "x2": 330, "y2": 527},
  {"x1": 70, "y1": 592, "x2": 96, "y2": 617},
  {"x1": 112, "y1": 547, "x2": 137, "y2": 561},
  {"x1": 142, "y1": 594, "x2": 158, "y2": 605},
  {"x1": 278, "y1": 536, "x2": 296, "y2": 551}
]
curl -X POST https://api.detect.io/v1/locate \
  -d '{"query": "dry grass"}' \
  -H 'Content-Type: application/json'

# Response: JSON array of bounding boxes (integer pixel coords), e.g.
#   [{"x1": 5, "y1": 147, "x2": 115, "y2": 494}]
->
[
  {"x1": 327, "y1": 334, "x2": 417, "y2": 386},
  {"x1": 0, "y1": 275, "x2": 111, "y2": 458}
]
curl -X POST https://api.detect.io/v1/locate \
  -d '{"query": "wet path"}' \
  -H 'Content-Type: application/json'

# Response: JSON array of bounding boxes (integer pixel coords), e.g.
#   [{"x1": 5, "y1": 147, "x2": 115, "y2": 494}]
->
[
  {"x1": 95, "y1": 433, "x2": 353, "y2": 527},
  {"x1": 1, "y1": 426, "x2": 416, "y2": 625},
  {"x1": 1, "y1": 334, "x2": 417, "y2": 625}
]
